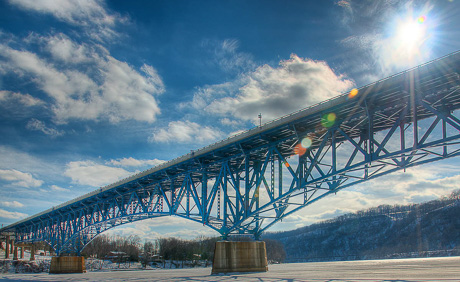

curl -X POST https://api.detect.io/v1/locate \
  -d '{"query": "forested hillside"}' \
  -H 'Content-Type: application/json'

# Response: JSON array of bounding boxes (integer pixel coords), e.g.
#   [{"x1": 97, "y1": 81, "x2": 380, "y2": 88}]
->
[{"x1": 264, "y1": 190, "x2": 460, "y2": 262}]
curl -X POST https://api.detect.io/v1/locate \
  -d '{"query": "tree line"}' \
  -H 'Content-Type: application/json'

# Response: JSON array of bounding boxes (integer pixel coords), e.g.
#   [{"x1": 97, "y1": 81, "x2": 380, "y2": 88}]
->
[
  {"x1": 264, "y1": 189, "x2": 460, "y2": 262},
  {"x1": 81, "y1": 234, "x2": 286, "y2": 265}
]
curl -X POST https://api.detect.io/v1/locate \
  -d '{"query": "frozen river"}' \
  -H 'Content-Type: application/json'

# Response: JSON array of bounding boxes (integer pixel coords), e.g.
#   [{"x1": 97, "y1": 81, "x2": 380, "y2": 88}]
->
[{"x1": 1, "y1": 256, "x2": 459, "y2": 281}]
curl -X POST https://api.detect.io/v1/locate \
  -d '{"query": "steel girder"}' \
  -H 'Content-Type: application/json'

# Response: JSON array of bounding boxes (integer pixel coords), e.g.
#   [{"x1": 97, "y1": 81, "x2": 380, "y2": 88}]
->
[{"x1": 5, "y1": 52, "x2": 460, "y2": 255}]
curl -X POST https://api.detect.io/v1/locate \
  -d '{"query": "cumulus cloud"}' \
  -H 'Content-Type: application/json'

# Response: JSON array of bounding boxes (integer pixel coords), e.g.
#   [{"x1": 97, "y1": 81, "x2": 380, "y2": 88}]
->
[
  {"x1": 190, "y1": 54, "x2": 354, "y2": 124},
  {"x1": 220, "y1": 118, "x2": 242, "y2": 127},
  {"x1": 8, "y1": 0, "x2": 124, "y2": 41},
  {"x1": 0, "y1": 34, "x2": 164, "y2": 124},
  {"x1": 0, "y1": 90, "x2": 44, "y2": 107},
  {"x1": 150, "y1": 120, "x2": 225, "y2": 144},
  {"x1": 50, "y1": 185, "x2": 70, "y2": 192},
  {"x1": 107, "y1": 157, "x2": 165, "y2": 168},
  {"x1": 64, "y1": 160, "x2": 131, "y2": 187},
  {"x1": 0, "y1": 201, "x2": 24, "y2": 208},
  {"x1": 0, "y1": 169, "x2": 43, "y2": 188},
  {"x1": 26, "y1": 118, "x2": 65, "y2": 137},
  {"x1": 272, "y1": 162, "x2": 460, "y2": 231},
  {"x1": 45, "y1": 34, "x2": 98, "y2": 64},
  {"x1": 0, "y1": 208, "x2": 28, "y2": 219},
  {"x1": 364, "y1": 165, "x2": 460, "y2": 204}
]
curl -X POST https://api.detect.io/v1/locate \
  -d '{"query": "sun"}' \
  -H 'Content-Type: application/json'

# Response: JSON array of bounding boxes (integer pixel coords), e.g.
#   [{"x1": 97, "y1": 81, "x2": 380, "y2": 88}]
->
[
  {"x1": 378, "y1": 11, "x2": 435, "y2": 72},
  {"x1": 395, "y1": 16, "x2": 428, "y2": 58}
]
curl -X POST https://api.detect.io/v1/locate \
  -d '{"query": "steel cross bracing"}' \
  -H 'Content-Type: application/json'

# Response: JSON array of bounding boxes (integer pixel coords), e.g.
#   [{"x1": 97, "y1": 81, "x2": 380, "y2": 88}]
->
[{"x1": 2, "y1": 52, "x2": 460, "y2": 255}]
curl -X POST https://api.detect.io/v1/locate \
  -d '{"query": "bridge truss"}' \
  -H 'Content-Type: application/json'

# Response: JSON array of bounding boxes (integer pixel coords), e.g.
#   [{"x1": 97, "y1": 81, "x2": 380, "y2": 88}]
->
[{"x1": 1, "y1": 52, "x2": 460, "y2": 255}]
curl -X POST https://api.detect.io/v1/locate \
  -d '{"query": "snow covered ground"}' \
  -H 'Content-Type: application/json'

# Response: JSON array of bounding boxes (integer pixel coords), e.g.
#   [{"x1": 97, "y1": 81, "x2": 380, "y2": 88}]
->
[{"x1": 1, "y1": 256, "x2": 460, "y2": 281}]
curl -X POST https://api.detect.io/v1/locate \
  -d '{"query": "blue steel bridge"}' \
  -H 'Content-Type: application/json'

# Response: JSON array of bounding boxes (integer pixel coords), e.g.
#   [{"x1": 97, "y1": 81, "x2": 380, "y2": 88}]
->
[{"x1": 1, "y1": 52, "x2": 460, "y2": 256}]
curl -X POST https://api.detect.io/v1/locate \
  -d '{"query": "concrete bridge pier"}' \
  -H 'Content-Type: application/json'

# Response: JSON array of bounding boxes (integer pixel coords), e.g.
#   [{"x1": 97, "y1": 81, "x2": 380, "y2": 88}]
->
[
  {"x1": 212, "y1": 241, "x2": 268, "y2": 274},
  {"x1": 49, "y1": 256, "x2": 86, "y2": 274},
  {"x1": 14, "y1": 243, "x2": 37, "y2": 261},
  {"x1": 30, "y1": 245, "x2": 35, "y2": 261},
  {"x1": 4, "y1": 236, "x2": 10, "y2": 259},
  {"x1": 13, "y1": 246, "x2": 18, "y2": 260},
  {"x1": 9, "y1": 238, "x2": 14, "y2": 256}
]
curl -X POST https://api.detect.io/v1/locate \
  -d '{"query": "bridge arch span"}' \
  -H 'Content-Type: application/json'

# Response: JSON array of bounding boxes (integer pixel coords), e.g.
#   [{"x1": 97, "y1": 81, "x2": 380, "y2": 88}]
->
[{"x1": 2, "y1": 52, "x2": 460, "y2": 255}]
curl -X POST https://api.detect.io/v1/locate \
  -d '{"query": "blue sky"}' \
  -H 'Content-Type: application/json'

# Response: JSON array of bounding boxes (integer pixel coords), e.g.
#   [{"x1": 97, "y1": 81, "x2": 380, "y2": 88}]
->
[{"x1": 0, "y1": 0, "x2": 459, "y2": 240}]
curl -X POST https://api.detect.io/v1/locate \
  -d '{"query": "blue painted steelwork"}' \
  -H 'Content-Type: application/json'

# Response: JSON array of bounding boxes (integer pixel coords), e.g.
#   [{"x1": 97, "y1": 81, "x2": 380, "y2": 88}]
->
[{"x1": 1, "y1": 51, "x2": 460, "y2": 255}]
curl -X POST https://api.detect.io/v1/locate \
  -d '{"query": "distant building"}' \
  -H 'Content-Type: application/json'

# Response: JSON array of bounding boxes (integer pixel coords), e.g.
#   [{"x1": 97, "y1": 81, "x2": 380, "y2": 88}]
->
[{"x1": 105, "y1": 251, "x2": 129, "y2": 263}]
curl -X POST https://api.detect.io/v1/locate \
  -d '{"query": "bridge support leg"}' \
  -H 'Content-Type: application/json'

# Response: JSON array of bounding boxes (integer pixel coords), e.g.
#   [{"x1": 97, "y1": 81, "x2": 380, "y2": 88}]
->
[
  {"x1": 5, "y1": 236, "x2": 9, "y2": 259},
  {"x1": 30, "y1": 245, "x2": 35, "y2": 261},
  {"x1": 13, "y1": 246, "x2": 18, "y2": 260},
  {"x1": 9, "y1": 239, "x2": 14, "y2": 256},
  {"x1": 211, "y1": 241, "x2": 268, "y2": 274},
  {"x1": 49, "y1": 256, "x2": 86, "y2": 274}
]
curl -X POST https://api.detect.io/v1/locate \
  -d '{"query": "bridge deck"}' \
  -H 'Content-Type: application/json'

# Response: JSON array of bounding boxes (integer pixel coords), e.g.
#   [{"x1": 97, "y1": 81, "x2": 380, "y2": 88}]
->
[{"x1": 1, "y1": 51, "x2": 460, "y2": 234}]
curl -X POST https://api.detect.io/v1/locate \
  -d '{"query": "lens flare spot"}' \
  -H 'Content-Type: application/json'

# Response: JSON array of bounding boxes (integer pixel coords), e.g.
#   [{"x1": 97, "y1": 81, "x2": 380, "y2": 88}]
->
[
  {"x1": 301, "y1": 137, "x2": 312, "y2": 149},
  {"x1": 321, "y1": 112, "x2": 337, "y2": 128},
  {"x1": 417, "y1": 15, "x2": 426, "y2": 24},
  {"x1": 327, "y1": 113, "x2": 336, "y2": 122},
  {"x1": 294, "y1": 144, "x2": 307, "y2": 156},
  {"x1": 348, "y1": 88, "x2": 358, "y2": 99}
]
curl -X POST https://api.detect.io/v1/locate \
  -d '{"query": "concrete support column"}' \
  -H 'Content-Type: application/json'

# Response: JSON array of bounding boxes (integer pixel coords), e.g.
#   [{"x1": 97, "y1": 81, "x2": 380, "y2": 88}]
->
[
  {"x1": 20, "y1": 247, "x2": 24, "y2": 259},
  {"x1": 5, "y1": 236, "x2": 10, "y2": 259},
  {"x1": 13, "y1": 246, "x2": 18, "y2": 260},
  {"x1": 49, "y1": 256, "x2": 86, "y2": 274},
  {"x1": 10, "y1": 239, "x2": 14, "y2": 254},
  {"x1": 212, "y1": 241, "x2": 268, "y2": 274},
  {"x1": 30, "y1": 245, "x2": 35, "y2": 261}
]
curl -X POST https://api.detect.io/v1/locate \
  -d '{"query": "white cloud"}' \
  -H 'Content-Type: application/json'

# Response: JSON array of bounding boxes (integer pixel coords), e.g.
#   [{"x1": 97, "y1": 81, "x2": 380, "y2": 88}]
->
[
  {"x1": 363, "y1": 165, "x2": 460, "y2": 204},
  {"x1": 150, "y1": 120, "x2": 224, "y2": 144},
  {"x1": 107, "y1": 157, "x2": 165, "y2": 168},
  {"x1": 0, "y1": 169, "x2": 43, "y2": 188},
  {"x1": 45, "y1": 34, "x2": 97, "y2": 64},
  {"x1": 0, "y1": 208, "x2": 28, "y2": 220},
  {"x1": 201, "y1": 38, "x2": 256, "y2": 73},
  {"x1": 100, "y1": 58, "x2": 163, "y2": 123},
  {"x1": 220, "y1": 118, "x2": 242, "y2": 127},
  {"x1": 106, "y1": 217, "x2": 219, "y2": 240},
  {"x1": 190, "y1": 54, "x2": 354, "y2": 124},
  {"x1": 336, "y1": 0, "x2": 351, "y2": 9},
  {"x1": 64, "y1": 160, "x2": 131, "y2": 187},
  {"x1": 0, "y1": 90, "x2": 44, "y2": 107},
  {"x1": 159, "y1": 228, "x2": 219, "y2": 239},
  {"x1": 0, "y1": 201, "x2": 24, "y2": 208},
  {"x1": 273, "y1": 162, "x2": 460, "y2": 231},
  {"x1": 0, "y1": 34, "x2": 164, "y2": 123},
  {"x1": 106, "y1": 226, "x2": 161, "y2": 242},
  {"x1": 8, "y1": 0, "x2": 124, "y2": 41},
  {"x1": 26, "y1": 118, "x2": 65, "y2": 137},
  {"x1": 0, "y1": 146, "x2": 59, "y2": 178},
  {"x1": 50, "y1": 185, "x2": 70, "y2": 192}
]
